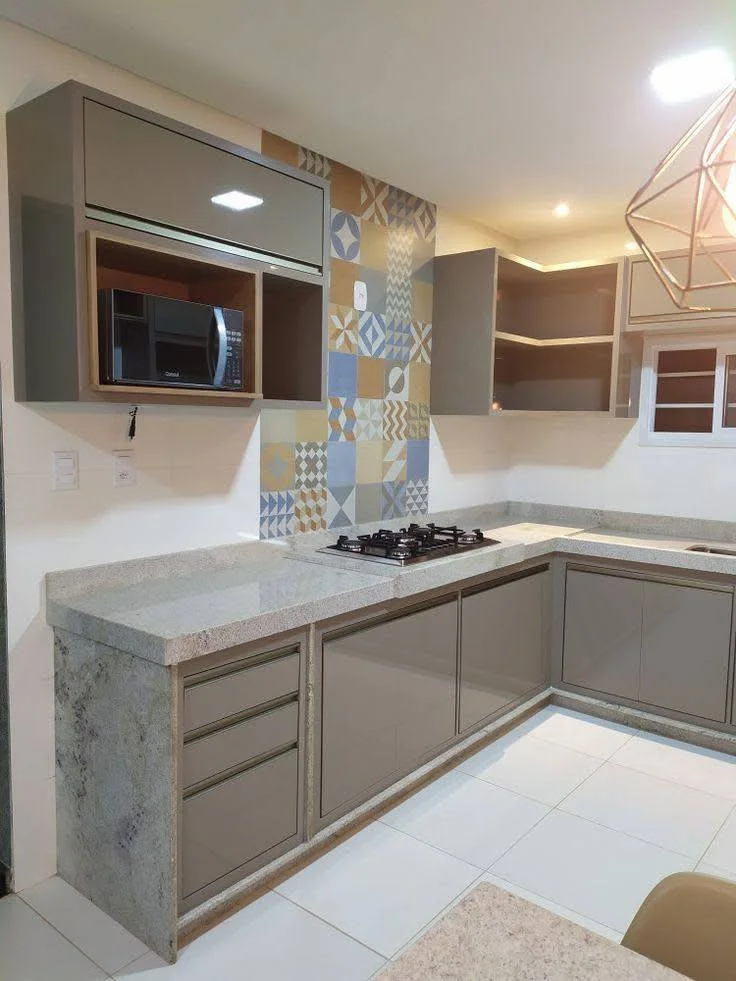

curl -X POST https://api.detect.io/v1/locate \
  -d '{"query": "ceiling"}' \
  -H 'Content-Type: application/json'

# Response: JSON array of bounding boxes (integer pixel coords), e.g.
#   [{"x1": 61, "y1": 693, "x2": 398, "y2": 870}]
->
[{"x1": 2, "y1": 0, "x2": 735, "y2": 242}]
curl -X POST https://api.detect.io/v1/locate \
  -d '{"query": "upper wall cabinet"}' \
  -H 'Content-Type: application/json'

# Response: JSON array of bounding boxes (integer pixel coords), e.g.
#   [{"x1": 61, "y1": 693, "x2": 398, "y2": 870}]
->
[
  {"x1": 7, "y1": 81, "x2": 329, "y2": 405},
  {"x1": 624, "y1": 249, "x2": 736, "y2": 332},
  {"x1": 431, "y1": 249, "x2": 637, "y2": 416}
]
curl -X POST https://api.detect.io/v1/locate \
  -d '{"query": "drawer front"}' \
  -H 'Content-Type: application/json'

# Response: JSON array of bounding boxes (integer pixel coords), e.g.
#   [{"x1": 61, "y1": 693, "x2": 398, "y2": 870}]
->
[
  {"x1": 84, "y1": 101, "x2": 325, "y2": 268},
  {"x1": 183, "y1": 701, "x2": 298, "y2": 789},
  {"x1": 182, "y1": 749, "x2": 298, "y2": 901},
  {"x1": 184, "y1": 652, "x2": 299, "y2": 734}
]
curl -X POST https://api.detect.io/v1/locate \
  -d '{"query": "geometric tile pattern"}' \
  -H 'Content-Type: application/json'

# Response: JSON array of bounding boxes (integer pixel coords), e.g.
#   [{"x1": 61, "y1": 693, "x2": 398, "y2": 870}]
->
[
  {"x1": 383, "y1": 400, "x2": 408, "y2": 442},
  {"x1": 386, "y1": 224, "x2": 414, "y2": 323},
  {"x1": 331, "y1": 210, "x2": 361, "y2": 262},
  {"x1": 328, "y1": 396, "x2": 358, "y2": 441},
  {"x1": 409, "y1": 321, "x2": 432, "y2": 364},
  {"x1": 259, "y1": 134, "x2": 434, "y2": 537},
  {"x1": 295, "y1": 487, "x2": 328, "y2": 533},
  {"x1": 358, "y1": 312, "x2": 387, "y2": 357},
  {"x1": 298, "y1": 147, "x2": 332, "y2": 179},
  {"x1": 354, "y1": 398, "x2": 383, "y2": 440},
  {"x1": 382, "y1": 480, "x2": 407, "y2": 519},
  {"x1": 406, "y1": 478, "x2": 429, "y2": 515},
  {"x1": 386, "y1": 320, "x2": 413, "y2": 362},
  {"x1": 360, "y1": 176, "x2": 389, "y2": 226},
  {"x1": 260, "y1": 491, "x2": 295, "y2": 539},
  {"x1": 407, "y1": 401, "x2": 430, "y2": 440},
  {"x1": 329, "y1": 305, "x2": 358, "y2": 353},
  {"x1": 295, "y1": 441, "x2": 327, "y2": 489}
]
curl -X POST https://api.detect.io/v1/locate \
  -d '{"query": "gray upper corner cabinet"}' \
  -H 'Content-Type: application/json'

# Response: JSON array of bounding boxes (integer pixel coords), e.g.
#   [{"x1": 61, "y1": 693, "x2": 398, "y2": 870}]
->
[
  {"x1": 6, "y1": 81, "x2": 328, "y2": 404},
  {"x1": 459, "y1": 568, "x2": 548, "y2": 732},
  {"x1": 624, "y1": 249, "x2": 736, "y2": 332},
  {"x1": 431, "y1": 249, "x2": 633, "y2": 415},
  {"x1": 562, "y1": 565, "x2": 733, "y2": 724}
]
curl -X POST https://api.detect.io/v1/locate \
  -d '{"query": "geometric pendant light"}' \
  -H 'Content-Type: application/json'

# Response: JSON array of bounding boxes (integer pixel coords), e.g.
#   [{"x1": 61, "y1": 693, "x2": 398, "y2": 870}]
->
[{"x1": 625, "y1": 84, "x2": 736, "y2": 312}]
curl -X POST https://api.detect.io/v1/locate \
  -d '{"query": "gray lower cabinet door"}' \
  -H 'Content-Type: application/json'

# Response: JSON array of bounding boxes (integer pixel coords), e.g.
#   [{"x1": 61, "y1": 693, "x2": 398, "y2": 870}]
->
[
  {"x1": 640, "y1": 582, "x2": 732, "y2": 722},
  {"x1": 562, "y1": 569, "x2": 643, "y2": 700},
  {"x1": 459, "y1": 571, "x2": 547, "y2": 733},
  {"x1": 84, "y1": 100, "x2": 325, "y2": 268},
  {"x1": 321, "y1": 600, "x2": 458, "y2": 819},
  {"x1": 181, "y1": 748, "x2": 298, "y2": 903}
]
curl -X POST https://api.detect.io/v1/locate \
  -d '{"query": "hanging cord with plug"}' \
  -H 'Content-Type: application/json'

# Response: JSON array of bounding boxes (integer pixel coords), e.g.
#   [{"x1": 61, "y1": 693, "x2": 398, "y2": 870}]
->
[{"x1": 127, "y1": 406, "x2": 138, "y2": 441}]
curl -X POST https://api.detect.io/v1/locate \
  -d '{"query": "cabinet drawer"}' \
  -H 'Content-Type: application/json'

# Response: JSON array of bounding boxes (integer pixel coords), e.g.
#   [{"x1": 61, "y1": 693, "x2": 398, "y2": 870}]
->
[
  {"x1": 183, "y1": 701, "x2": 298, "y2": 789},
  {"x1": 184, "y1": 651, "x2": 299, "y2": 734},
  {"x1": 84, "y1": 101, "x2": 325, "y2": 268},
  {"x1": 182, "y1": 749, "x2": 298, "y2": 901}
]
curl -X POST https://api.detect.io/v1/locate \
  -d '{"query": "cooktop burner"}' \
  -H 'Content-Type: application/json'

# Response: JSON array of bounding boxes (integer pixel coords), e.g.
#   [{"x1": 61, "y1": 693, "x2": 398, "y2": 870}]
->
[{"x1": 319, "y1": 523, "x2": 501, "y2": 565}]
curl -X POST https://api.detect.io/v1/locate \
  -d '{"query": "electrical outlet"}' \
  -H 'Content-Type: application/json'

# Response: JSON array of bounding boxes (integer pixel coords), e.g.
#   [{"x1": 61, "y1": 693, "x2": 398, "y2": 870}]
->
[
  {"x1": 52, "y1": 451, "x2": 78, "y2": 491},
  {"x1": 113, "y1": 450, "x2": 136, "y2": 487},
  {"x1": 353, "y1": 280, "x2": 368, "y2": 312}
]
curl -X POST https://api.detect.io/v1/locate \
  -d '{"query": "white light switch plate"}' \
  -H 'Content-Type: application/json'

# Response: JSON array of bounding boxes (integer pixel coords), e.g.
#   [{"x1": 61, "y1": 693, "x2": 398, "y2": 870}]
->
[
  {"x1": 353, "y1": 280, "x2": 367, "y2": 312},
  {"x1": 52, "y1": 450, "x2": 78, "y2": 491},
  {"x1": 113, "y1": 450, "x2": 136, "y2": 487}
]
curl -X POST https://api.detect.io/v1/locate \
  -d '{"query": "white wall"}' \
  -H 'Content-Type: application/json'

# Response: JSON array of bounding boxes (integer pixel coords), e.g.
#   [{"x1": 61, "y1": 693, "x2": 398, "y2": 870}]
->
[{"x1": 0, "y1": 18, "x2": 265, "y2": 889}]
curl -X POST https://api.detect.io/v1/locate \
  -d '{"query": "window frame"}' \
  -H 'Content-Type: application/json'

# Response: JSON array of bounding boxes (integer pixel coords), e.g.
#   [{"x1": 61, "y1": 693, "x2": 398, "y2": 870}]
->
[{"x1": 639, "y1": 333, "x2": 736, "y2": 447}]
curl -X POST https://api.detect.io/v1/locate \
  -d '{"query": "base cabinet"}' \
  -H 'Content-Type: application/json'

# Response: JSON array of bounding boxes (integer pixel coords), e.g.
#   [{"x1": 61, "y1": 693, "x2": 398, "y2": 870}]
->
[
  {"x1": 320, "y1": 598, "x2": 458, "y2": 820},
  {"x1": 459, "y1": 570, "x2": 548, "y2": 732},
  {"x1": 562, "y1": 566, "x2": 733, "y2": 723}
]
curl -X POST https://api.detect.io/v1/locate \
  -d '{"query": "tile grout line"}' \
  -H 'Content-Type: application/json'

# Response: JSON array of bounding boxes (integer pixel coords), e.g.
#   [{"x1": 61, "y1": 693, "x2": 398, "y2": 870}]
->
[
  {"x1": 269, "y1": 888, "x2": 390, "y2": 962},
  {"x1": 15, "y1": 892, "x2": 116, "y2": 977},
  {"x1": 691, "y1": 799, "x2": 736, "y2": 867}
]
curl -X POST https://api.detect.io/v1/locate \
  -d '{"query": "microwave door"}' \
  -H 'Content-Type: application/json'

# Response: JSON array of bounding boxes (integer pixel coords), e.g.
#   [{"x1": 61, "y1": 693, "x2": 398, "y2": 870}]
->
[{"x1": 152, "y1": 296, "x2": 211, "y2": 386}]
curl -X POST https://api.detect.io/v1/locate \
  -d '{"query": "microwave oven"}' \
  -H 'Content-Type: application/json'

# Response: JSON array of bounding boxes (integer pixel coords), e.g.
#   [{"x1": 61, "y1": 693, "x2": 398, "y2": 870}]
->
[{"x1": 98, "y1": 288, "x2": 246, "y2": 392}]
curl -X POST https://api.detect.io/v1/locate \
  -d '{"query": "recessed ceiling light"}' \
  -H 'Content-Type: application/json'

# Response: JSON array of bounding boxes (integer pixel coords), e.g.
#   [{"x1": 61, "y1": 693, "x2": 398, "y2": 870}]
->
[
  {"x1": 553, "y1": 202, "x2": 570, "y2": 218},
  {"x1": 625, "y1": 240, "x2": 638, "y2": 251},
  {"x1": 210, "y1": 190, "x2": 264, "y2": 211},
  {"x1": 650, "y1": 48, "x2": 734, "y2": 104}
]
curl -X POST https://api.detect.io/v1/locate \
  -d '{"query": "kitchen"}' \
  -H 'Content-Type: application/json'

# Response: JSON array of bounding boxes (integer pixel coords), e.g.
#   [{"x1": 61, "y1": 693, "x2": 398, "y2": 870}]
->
[{"x1": 3, "y1": 3, "x2": 736, "y2": 980}]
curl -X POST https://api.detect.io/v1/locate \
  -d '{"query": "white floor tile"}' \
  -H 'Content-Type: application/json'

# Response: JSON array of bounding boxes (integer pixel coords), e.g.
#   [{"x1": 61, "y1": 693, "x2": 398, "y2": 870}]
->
[
  {"x1": 21, "y1": 874, "x2": 149, "y2": 974},
  {"x1": 560, "y1": 762, "x2": 734, "y2": 859},
  {"x1": 0, "y1": 894, "x2": 107, "y2": 981},
  {"x1": 695, "y1": 861, "x2": 736, "y2": 883},
  {"x1": 513, "y1": 707, "x2": 634, "y2": 759},
  {"x1": 481, "y1": 872, "x2": 623, "y2": 944},
  {"x1": 115, "y1": 891, "x2": 384, "y2": 980},
  {"x1": 701, "y1": 809, "x2": 736, "y2": 872},
  {"x1": 490, "y1": 810, "x2": 692, "y2": 932},
  {"x1": 611, "y1": 732, "x2": 736, "y2": 801},
  {"x1": 380, "y1": 769, "x2": 548, "y2": 868},
  {"x1": 275, "y1": 822, "x2": 481, "y2": 957},
  {"x1": 458, "y1": 729, "x2": 602, "y2": 805}
]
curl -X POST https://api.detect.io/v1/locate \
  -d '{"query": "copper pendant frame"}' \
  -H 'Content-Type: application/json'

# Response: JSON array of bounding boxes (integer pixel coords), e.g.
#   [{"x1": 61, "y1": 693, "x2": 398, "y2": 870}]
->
[{"x1": 625, "y1": 84, "x2": 736, "y2": 312}]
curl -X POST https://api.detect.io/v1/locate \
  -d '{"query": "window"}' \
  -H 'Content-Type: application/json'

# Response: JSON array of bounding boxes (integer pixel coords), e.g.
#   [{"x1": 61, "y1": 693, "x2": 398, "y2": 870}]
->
[{"x1": 640, "y1": 336, "x2": 736, "y2": 445}]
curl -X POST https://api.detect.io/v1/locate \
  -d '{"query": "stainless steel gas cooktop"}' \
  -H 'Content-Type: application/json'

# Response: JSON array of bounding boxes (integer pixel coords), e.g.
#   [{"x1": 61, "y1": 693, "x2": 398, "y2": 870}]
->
[{"x1": 319, "y1": 523, "x2": 501, "y2": 566}]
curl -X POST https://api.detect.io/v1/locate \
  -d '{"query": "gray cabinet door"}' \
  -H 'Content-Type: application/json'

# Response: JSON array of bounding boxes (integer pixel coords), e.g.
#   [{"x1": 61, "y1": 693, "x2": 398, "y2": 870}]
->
[
  {"x1": 563, "y1": 569, "x2": 643, "y2": 700},
  {"x1": 321, "y1": 600, "x2": 458, "y2": 819},
  {"x1": 460, "y1": 571, "x2": 548, "y2": 733},
  {"x1": 431, "y1": 249, "x2": 496, "y2": 415},
  {"x1": 84, "y1": 100, "x2": 325, "y2": 268},
  {"x1": 640, "y1": 582, "x2": 732, "y2": 722}
]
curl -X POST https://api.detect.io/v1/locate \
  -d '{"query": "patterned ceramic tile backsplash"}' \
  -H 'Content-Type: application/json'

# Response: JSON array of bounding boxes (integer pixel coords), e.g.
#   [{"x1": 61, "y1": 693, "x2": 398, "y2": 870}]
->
[{"x1": 259, "y1": 132, "x2": 435, "y2": 538}]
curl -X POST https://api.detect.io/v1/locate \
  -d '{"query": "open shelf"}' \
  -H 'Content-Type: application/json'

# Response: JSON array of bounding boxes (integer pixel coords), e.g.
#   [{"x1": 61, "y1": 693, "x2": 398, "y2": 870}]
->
[
  {"x1": 495, "y1": 331, "x2": 614, "y2": 348},
  {"x1": 92, "y1": 234, "x2": 261, "y2": 401},
  {"x1": 653, "y1": 347, "x2": 717, "y2": 433}
]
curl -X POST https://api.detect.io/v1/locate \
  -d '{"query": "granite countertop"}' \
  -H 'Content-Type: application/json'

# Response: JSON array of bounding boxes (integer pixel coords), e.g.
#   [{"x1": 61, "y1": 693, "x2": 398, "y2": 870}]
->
[
  {"x1": 45, "y1": 501, "x2": 736, "y2": 665},
  {"x1": 379, "y1": 882, "x2": 685, "y2": 980}
]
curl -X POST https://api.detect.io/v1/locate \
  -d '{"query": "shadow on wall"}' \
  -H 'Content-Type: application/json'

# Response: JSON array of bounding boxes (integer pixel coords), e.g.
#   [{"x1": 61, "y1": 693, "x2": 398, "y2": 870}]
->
[
  {"x1": 431, "y1": 415, "x2": 510, "y2": 475},
  {"x1": 509, "y1": 415, "x2": 636, "y2": 470}
]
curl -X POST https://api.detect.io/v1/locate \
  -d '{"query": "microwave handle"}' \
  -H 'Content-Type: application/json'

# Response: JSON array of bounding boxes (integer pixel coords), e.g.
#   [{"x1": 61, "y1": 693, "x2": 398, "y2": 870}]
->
[{"x1": 212, "y1": 307, "x2": 228, "y2": 388}]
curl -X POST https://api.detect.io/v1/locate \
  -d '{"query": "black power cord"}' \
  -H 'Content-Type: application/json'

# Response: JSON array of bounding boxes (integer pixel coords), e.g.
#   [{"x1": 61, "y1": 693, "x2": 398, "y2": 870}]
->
[{"x1": 127, "y1": 406, "x2": 138, "y2": 440}]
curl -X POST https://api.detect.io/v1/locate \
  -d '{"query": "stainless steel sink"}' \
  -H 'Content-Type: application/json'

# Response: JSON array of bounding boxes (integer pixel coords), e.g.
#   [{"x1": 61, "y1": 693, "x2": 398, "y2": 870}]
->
[{"x1": 686, "y1": 545, "x2": 736, "y2": 556}]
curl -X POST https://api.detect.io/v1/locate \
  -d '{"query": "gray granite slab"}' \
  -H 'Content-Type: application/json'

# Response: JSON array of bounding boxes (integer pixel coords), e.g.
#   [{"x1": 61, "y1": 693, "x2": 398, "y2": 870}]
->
[
  {"x1": 380, "y1": 882, "x2": 684, "y2": 980},
  {"x1": 47, "y1": 558, "x2": 394, "y2": 664},
  {"x1": 55, "y1": 629, "x2": 177, "y2": 961}
]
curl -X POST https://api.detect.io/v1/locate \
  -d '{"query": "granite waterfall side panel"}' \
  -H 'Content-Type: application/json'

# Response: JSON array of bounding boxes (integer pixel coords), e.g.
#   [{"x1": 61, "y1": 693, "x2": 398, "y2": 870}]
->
[{"x1": 54, "y1": 629, "x2": 178, "y2": 961}]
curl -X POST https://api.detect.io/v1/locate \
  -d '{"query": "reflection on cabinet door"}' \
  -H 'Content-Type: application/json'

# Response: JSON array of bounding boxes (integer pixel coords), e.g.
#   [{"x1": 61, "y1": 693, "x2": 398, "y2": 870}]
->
[
  {"x1": 563, "y1": 569, "x2": 643, "y2": 700},
  {"x1": 321, "y1": 599, "x2": 458, "y2": 819},
  {"x1": 460, "y1": 570, "x2": 548, "y2": 733},
  {"x1": 640, "y1": 582, "x2": 732, "y2": 722}
]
